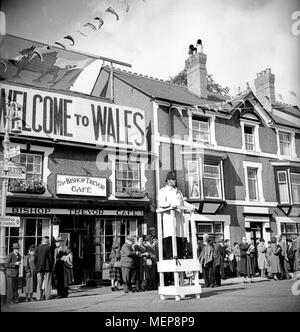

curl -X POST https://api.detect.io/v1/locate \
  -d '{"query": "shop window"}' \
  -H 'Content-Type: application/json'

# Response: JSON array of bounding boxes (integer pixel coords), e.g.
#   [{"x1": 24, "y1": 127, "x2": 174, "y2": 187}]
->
[
  {"x1": 9, "y1": 152, "x2": 45, "y2": 194},
  {"x1": 279, "y1": 132, "x2": 292, "y2": 156},
  {"x1": 277, "y1": 171, "x2": 290, "y2": 203},
  {"x1": 196, "y1": 222, "x2": 224, "y2": 242},
  {"x1": 5, "y1": 218, "x2": 50, "y2": 275},
  {"x1": 96, "y1": 218, "x2": 138, "y2": 265},
  {"x1": 280, "y1": 223, "x2": 300, "y2": 240},
  {"x1": 192, "y1": 117, "x2": 210, "y2": 144},
  {"x1": 291, "y1": 173, "x2": 300, "y2": 204}
]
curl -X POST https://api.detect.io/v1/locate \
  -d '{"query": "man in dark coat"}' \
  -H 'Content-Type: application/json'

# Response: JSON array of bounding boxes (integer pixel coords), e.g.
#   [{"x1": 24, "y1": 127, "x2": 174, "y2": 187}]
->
[
  {"x1": 34, "y1": 236, "x2": 53, "y2": 300},
  {"x1": 5, "y1": 242, "x2": 21, "y2": 304},
  {"x1": 120, "y1": 235, "x2": 136, "y2": 293},
  {"x1": 53, "y1": 237, "x2": 69, "y2": 298}
]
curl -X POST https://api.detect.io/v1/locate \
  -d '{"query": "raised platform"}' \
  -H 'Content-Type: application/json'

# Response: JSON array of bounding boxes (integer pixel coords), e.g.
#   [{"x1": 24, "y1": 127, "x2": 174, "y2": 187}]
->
[
  {"x1": 157, "y1": 259, "x2": 200, "y2": 273},
  {"x1": 158, "y1": 285, "x2": 202, "y2": 301}
]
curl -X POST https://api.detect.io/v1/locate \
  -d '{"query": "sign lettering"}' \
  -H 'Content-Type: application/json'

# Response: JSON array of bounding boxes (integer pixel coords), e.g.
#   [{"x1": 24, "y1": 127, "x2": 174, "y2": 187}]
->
[{"x1": 0, "y1": 83, "x2": 146, "y2": 150}]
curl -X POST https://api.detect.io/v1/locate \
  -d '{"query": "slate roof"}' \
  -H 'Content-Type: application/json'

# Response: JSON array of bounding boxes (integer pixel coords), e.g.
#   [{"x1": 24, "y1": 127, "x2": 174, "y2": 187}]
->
[{"x1": 100, "y1": 66, "x2": 227, "y2": 107}]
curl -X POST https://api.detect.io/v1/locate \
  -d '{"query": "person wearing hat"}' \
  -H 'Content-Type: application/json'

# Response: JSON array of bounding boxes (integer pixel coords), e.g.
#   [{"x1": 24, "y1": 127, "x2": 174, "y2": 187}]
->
[
  {"x1": 53, "y1": 236, "x2": 69, "y2": 298},
  {"x1": 5, "y1": 242, "x2": 22, "y2": 304},
  {"x1": 158, "y1": 171, "x2": 195, "y2": 260},
  {"x1": 144, "y1": 235, "x2": 158, "y2": 290},
  {"x1": 34, "y1": 236, "x2": 53, "y2": 301},
  {"x1": 120, "y1": 235, "x2": 137, "y2": 293}
]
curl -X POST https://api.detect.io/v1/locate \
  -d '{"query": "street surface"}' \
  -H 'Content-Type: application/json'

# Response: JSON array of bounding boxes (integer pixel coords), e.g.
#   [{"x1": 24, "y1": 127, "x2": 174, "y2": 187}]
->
[{"x1": 2, "y1": 277, "x2": 300, "y2": 312}]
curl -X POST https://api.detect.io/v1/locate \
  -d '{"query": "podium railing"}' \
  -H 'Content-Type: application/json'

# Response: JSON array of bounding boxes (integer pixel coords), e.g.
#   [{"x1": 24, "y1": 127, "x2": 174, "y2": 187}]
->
[{"x1": 156, "y1": 205, "x2": 201, "y2": 301}]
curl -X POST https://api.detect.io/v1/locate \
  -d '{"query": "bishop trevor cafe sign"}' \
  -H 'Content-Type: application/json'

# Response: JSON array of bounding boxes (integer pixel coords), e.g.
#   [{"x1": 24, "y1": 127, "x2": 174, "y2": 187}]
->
[{"x1": 0, "y1": 83, "x2": 146, "y2": 151}]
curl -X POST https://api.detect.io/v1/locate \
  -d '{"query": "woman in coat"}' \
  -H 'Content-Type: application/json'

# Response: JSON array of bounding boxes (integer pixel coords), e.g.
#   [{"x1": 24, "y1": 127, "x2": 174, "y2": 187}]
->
[
  {"x1": 108, "y1": 240, "x2": 122, "y2": 291},
  {"x1": 23, "y1": 245, "x2": 37, "y2": 301},
  {"x1": 267, "y1": 237, "x2": 282, "y2": 280},
  {"x1": 239, "y1": 237, "x2": 253, "y2": 283},
  {"x1": 257, "y1": 238, "x2": 268, "y2": 277}
]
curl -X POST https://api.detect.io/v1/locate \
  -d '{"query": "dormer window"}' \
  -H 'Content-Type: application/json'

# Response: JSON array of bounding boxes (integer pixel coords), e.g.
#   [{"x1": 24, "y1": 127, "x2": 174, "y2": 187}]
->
[
  {"x1": 240, "y1": 117, "x2": 261, "y2": 152},
  {"x1": 192, "y1": 117, "x2": 210, "y2": 144},
  {"x1": 244, "y1": 125, "x2": 255, "y2": 151}
]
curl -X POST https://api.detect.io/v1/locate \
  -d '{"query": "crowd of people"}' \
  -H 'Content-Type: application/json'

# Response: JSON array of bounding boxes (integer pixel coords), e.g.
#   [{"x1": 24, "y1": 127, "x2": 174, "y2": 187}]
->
[
  {"x1": 197, "y1": 234, "x2": 300, "y2": 287},
  {"x1": 108, "y1": 234, "x2": 159, "y2": 293},
  {"x1": 5, "y1": 231, "x2": 300, "y2": 303},
  {"x1": 5, "y1": 236, "x2": 74, "y2": 304}
]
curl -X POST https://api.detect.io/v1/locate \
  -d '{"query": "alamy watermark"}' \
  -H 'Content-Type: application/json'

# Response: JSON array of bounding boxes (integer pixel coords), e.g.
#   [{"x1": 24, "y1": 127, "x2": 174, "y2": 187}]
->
[{"x1": 291, "y1": 11, "x2": 300, "y2": 36}]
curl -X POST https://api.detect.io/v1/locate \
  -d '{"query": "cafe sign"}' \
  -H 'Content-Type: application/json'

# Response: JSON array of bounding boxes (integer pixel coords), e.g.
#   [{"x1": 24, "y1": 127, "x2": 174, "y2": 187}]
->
[{"x1": 56, "y1": 175, "x2": 106, "y2": 196}]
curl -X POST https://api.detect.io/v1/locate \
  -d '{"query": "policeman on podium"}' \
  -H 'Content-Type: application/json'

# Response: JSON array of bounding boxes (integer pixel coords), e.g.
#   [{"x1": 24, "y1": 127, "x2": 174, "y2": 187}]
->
[{"x1": 158, "y1": 171, "x2": 195, "y2": 260}]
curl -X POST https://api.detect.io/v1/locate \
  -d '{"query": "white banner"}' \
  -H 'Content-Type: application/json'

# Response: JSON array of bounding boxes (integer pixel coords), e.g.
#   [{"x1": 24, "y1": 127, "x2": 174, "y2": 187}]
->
[
  {"x1": 0, "y1": 83, "x2": 146, "y2": 150},
  {"x1": 57, "y1": 175, "x2": 106, "y2": 196}
]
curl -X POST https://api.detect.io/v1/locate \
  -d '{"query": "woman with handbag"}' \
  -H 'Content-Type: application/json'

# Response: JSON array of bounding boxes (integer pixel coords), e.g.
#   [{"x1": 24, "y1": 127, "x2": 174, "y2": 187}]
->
[
  {"x1": 109, "y1": 240, "x2": 122, "y2": 291},
  {"x1": 23, "y1": 245, "x2": 37, "y2": 302}
]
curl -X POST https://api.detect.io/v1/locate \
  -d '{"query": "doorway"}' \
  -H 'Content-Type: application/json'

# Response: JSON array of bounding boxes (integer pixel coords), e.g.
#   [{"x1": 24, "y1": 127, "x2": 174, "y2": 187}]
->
[{"x1": 249, "y1": 222, "x2": 263, "y2": 273}]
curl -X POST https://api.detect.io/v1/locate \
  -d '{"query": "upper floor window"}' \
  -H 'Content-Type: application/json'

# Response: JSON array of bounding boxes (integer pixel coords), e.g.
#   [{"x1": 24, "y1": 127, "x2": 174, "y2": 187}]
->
[
  {"x1": 277, "y1": 171, "x2": 289, "y2": 204},
  {"x1": 243, "y1": 162, "x2": 264, "y2": 202},
  {"x1": 279, "y1": 132, "x2": 292, "y2": 156},
  {"x1": 291, "y1": 173, "x2": 300, "y2": 204},
  {"x1": 247, "y1": 168, "x2": 259, "y2": 201},
  {"x1": 9, "y1": 152, "x2": 44, "y2": 194},
  {"x1": 187, "y1": 160, "x2": 223, "y2": 200},
  {"x1": 241, "y1": 120, "x2": 260, "y2": 152},
  {"x1": 115, "y1": 161, "x2": 141, "y2": 194},
  {"x1": 244, "y1": 125, "x2": 255, "y2": 151},
  {"x1": 204, "y1": 165, "x2": 221, "y2": 199},
  {"x1": 192, "y1": 118, "x2": 210, "y2": 144}
]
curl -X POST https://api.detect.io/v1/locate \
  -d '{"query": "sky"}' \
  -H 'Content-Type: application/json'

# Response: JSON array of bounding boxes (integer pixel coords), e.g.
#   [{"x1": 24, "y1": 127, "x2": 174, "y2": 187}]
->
[{"x1": 2, "y1": 0, "x2": 300, "y2": 105}]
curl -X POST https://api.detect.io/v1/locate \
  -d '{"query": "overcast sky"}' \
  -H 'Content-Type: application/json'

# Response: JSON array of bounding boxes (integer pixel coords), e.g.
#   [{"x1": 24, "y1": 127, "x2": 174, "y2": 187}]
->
[{"x1": 2, "y1": 0, "x2": 300, "y2": 105}]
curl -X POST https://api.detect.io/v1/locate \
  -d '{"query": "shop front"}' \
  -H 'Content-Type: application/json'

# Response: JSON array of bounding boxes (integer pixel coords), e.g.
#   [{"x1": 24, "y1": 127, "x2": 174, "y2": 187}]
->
[{"x1": 6, "y1": 203, "x2": 149, "y2": 283}]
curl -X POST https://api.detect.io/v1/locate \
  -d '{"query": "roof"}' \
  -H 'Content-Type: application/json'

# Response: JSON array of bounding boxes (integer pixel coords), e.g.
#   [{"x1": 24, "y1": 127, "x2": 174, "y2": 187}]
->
[
  {"x1": 100, "y1": 66, "x2": 227, "y2": 107},
  {"x1": 272, "y1": 103, "x2": 300, "y2": 119}
]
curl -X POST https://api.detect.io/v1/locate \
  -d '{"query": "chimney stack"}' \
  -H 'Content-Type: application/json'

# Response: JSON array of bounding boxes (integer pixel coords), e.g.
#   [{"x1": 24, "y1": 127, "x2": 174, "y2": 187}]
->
[
  {"x1": 254, "y1": 68, "x2": 276, "y2": 105},
  {"x1": 185, "y1": 40, "x2": 208, "y2": 99}
]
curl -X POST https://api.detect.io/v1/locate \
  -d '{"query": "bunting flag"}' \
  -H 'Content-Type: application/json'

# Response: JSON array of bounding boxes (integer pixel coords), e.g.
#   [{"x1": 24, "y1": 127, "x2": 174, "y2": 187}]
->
[
  {"x1": 0, "y1": 34, "x2": 96, "y2": 90},
  {"x1": 289, "y1": 90, "x2": 297, "y2": 97},
  {"x1": 106, "y1": 6, "x2": 120, "y2": 20},
  {"x1": 277, "y1": 93, "x2": 283, "y2": 100}
]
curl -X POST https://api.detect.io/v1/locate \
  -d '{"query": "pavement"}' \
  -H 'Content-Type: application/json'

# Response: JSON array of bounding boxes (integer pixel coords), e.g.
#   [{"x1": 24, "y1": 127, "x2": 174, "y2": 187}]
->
[{"x1": 2, "y1": 275, "x2": 300, "y2": 312}]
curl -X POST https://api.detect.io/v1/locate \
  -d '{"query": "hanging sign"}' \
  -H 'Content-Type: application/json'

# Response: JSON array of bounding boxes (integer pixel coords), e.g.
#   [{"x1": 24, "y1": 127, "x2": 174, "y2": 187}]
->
[
  {"x1": 0, "y1": 83, "x2": 146, "y2": 151},
  {"x1": 56, "y1": 175, "x2": 106, "y2": 196}
]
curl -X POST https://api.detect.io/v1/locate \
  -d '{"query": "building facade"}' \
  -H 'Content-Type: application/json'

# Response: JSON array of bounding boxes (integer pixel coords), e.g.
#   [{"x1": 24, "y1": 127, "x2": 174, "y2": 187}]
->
[
  {"x1": 92, "y1": 46, "x2": 300, "y2": 250},
  {"x1": 1, "y1": 44, "x2": 300, "y2": 284},
  {"x1": 0, "y1": 81, "x2": 156, "y2": 283}
]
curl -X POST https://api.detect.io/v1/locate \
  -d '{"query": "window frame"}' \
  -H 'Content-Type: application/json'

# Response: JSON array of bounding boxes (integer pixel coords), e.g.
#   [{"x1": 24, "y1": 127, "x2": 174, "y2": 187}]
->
[
  {"x1": 291, "y1": 172, "x2": 300, "y2": 204},
  {"x1": 115, "y1": 160, "x2": 142, "y2": 193},
  {"x1": 186, "y1": 159, "x2": 223, "y2": 200},
  {"x1": 277, "y1": 170, "x2": 290, "y2": 204},
  {"x1": 241, "y1": 120, "x2": 261, "y2": 152},
  {"x1": 243, "y1": 161, "x2": 265, "y2": 202},
  {"x1": 192, "y1": 117, "x2": 211, "y2": 144}
]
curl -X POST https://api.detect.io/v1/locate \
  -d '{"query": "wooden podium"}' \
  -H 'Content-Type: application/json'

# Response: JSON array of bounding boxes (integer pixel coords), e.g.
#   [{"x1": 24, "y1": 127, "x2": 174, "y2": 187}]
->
[{"x1": 156, "y1": 206, "x2": 201, "y2": 301}]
